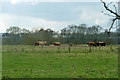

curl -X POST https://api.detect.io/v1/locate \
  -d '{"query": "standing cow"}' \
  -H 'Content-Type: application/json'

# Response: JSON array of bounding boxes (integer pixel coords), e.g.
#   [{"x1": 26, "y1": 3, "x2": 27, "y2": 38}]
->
[
  {"x1": 68, "y1": 43, "x2": 72, "y2": 46},
  {"x1": 34, "y1": 41, "x2": 47, "y2": 46},
  {"x1": 53, "y1": 42, "x2": 60, "y2": 46},
  {"x1": 34, "y1": 42, "x2": 39, "y2": 46},
  {"x1": 87, "y1": 42, "x2": 97, "y2": 46},
  {"x1": 96, "y1": 42, "x2": 106, "y2": 46}
]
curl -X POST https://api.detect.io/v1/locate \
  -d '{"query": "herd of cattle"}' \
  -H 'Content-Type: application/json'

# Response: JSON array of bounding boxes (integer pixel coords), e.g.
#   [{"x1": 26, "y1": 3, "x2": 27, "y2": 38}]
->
[
  {"x1": 87, "y1": 42, "x2": 106, "y2": 46},
  {"x1": 34, "y1": 41, "x2": 106, "y2": 47}
]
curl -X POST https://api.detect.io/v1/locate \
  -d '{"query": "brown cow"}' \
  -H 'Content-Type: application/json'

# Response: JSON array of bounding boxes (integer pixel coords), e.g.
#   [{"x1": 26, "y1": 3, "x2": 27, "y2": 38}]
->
[
  {"x1": 96, "y1": 42, "x2": 106, "y2": 46},
  {"x1": 68, "y1": 43, "x2": 72, "y2": 46},
  {"x1": 87, "y1": 42, "x2": 97, "y2": 46},
  {"x1": 34, "y1": 42, "x2": 39, "y2": 46},
  {"x1": 53, "y1": 42, "x2": 60, "y2": 46},
  {"x1": 34, "y1": 41, "x2": 47, "y2": 46}
]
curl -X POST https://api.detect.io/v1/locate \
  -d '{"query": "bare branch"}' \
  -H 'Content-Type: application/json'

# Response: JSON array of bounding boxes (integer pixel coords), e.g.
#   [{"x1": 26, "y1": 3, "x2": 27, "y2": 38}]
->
[
  {"x1": 101, "y1": 11, "x2": 116, "y2": 17},
  {"x1": 106, "y1": 18, "x2": 117, "y2": 37},
  {"x1": 109, "y1": 18, "x2": 117, "y2": 32},
  {"x1": 101, "y1": 0, "x2": 120, "y2": 18},
  {"x1": 113, "y1": 5, "x2": 117, "y2": 13},
  {"x1": 101, "y1": 0, "x2": 120, "y2": 38}
]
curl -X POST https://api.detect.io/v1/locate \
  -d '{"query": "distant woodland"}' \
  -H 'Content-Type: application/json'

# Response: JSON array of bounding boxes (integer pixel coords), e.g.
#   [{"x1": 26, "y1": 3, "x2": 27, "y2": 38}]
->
[{"x1": 2, "y1": 24, "x2": 120, "y2": 45}]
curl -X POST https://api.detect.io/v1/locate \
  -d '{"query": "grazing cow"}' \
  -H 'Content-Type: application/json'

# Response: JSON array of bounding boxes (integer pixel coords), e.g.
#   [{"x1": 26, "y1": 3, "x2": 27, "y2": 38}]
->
[
  {"x1": 68, "y1": 43, "x2": 72, "y2": 46},
  {"x1": 87, "y1": 42, "x2": 97, "y2": 46},
  {"x1": 96, "y1": 42, "x2": 106, "y2": 46},
  {"x1": 34, "y1": 41, "x2": 47, "y2": 46},
  {"x1": 53, "y1": 42, "x2": 60, "y2": 46}
]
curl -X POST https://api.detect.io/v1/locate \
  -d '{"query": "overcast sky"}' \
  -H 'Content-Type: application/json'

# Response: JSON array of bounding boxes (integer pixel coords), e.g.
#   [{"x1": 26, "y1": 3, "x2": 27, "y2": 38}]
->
[{"x1": 0, "y1": 0, "x2": 118, "y2": 33}]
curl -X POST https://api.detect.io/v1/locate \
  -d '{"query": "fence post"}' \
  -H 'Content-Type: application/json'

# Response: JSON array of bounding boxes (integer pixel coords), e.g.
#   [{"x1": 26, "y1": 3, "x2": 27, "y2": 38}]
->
[
  {"x1": 57, "y1": 46, "x2": 60, "y2": 53},
  {"x1": 89, "y1": 46, "x2": 91, "y2": 52},
  {"x1": 41, "y1": 44, "x2": 44, "y2": 51},
  {"x1": 109, "y1": 37, "x2": 113, "y2": 52},
  {"x1": 85, "y1": 44, "x2": 86, "y2": 53},
  {"x1": 68, "y1": 45, "x2": 71, "y2": 53},
  {"x1": 118, "y1": 36, "x2": 120, "y2": 78}
]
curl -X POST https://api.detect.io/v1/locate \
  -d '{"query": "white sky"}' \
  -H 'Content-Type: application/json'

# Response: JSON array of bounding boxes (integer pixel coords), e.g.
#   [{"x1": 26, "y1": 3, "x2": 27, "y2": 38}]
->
[{"x1": 0, "y1": 0, "x2": 119, "y2": 33}]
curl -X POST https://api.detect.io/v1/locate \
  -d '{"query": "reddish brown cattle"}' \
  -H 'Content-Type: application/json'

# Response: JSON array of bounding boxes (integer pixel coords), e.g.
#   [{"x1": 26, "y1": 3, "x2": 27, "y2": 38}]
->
[
  {"x1": 87, "y1": 42, "x2": 97, "y2": 46},
  {"x1": 53, "y1": 42, "x2": 60, "y2": 46}
]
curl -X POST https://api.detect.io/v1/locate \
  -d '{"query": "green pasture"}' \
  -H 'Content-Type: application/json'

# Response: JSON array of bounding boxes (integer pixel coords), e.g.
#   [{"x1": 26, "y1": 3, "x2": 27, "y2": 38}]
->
[{"x1": 2, "y1": 45, "x2": 118, "y2": 78}]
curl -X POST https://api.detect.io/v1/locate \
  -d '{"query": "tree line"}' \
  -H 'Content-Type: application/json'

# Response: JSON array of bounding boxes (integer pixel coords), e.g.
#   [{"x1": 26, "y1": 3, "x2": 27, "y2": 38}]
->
[{"x1": 2, "y1": 24, "x2": 120, "y2": 45}]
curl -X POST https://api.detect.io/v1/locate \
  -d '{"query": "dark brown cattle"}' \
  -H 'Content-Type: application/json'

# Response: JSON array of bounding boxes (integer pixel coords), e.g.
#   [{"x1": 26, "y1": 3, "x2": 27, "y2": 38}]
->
[
  {"x1": 96, "y1": 42, "x2": 106, "y2": 46},
  {"x1": 53, "y1": 42, "x2": 60, "y2": 46},
  {"x1": 34, "y1": 42, "x2": 39, "y2": 46}
]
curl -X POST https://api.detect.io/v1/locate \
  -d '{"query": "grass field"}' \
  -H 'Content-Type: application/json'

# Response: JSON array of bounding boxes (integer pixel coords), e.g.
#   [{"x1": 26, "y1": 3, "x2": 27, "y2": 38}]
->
[{"x1": 2, "y1": 45, "x2": 118, "y2": 78}]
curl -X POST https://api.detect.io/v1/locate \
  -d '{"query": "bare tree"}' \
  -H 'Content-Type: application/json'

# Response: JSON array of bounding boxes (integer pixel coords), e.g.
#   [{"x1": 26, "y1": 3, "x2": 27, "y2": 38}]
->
[
  {"x1": 101, "y1": 0, "x2": 120, "y2": 36},
  {"x1": 101, "y1": 0, "x2": 120, "y2": 51}
]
